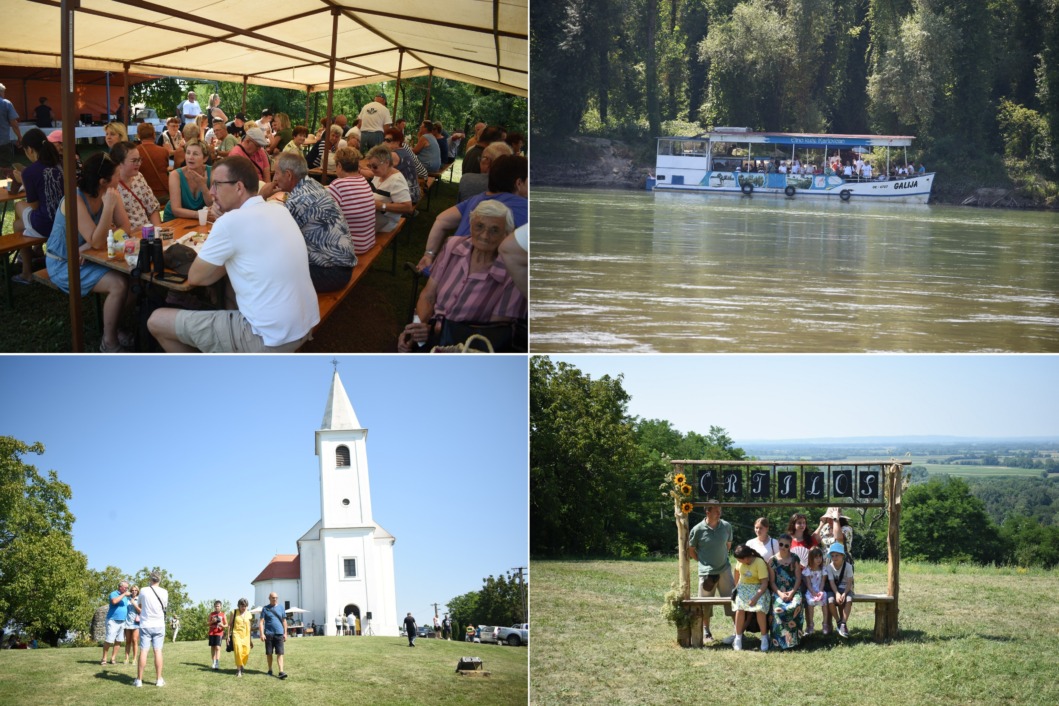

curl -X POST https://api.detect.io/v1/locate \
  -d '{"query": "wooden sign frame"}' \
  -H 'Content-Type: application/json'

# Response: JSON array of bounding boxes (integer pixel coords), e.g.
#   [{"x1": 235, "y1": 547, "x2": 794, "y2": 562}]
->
[{"x1": 672, "y1": 459, "x2": 909, "y2": 643}]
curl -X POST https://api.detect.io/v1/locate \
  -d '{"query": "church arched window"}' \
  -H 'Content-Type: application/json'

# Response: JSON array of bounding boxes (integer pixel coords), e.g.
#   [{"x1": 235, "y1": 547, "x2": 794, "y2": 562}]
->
[{"x1": 336, "y1": 445, "x2": 351, "y2": 467}]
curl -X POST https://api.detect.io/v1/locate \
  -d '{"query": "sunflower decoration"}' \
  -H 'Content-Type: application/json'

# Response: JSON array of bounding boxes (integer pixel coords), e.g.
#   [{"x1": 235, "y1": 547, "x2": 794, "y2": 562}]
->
[
  {"x1": 680, "y1": 483, "x2": 693, "y2": 496},
  {"x1": 680, "y1": 502, "x2": 694, "y2": 515},
  {"x1": 673, "y1": 473, "x2": 686, "y2": 486}
]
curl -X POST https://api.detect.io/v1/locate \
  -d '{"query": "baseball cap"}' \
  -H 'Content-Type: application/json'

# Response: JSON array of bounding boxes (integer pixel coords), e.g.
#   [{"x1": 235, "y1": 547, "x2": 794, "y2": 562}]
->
[
  {"x1": 47, "y1": 130, "x2": 63, "y2": 143},
  {"x1": 244, "y1": 127, "x2": 268, "y2": 146},
  {"x1": 828, "y1": 543, "x2": 846, "y2": 555}
]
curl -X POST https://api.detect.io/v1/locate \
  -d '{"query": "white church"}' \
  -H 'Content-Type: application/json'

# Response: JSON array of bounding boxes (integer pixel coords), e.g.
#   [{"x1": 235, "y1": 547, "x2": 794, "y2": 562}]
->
[{"x1": 251, "y1": 370, "x2": 398, "y2": 636}]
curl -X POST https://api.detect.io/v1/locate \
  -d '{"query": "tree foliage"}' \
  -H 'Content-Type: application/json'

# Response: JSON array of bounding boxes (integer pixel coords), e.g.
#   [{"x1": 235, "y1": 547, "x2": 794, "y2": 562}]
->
[
  {"x1": 901, "y1": 477, "x2": 1005, "y2": 563},
  {"x1": 130, "y1": 76, "x2": 526, "y2": 147},
  {"x1": 0, "y1": 437, "x2": 90, "y2": 646},
  {"x1": 531, "y1": 357, "x2": 645, "y2": 557},
  {"x1": 534, "y1": 0, "x2": 1059, "y2": 180}
]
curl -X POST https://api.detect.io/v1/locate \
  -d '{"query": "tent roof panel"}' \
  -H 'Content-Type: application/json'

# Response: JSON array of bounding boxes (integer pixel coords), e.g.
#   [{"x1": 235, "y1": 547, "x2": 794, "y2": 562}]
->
[{"x1": 4, "y1": 0, "x2": 526, "y2": 95}]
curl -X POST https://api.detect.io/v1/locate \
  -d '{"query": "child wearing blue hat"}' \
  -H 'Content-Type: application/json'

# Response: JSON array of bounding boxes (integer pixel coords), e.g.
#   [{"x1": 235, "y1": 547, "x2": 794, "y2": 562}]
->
[{"x1": 824, "y1": 543, "x2": 854, "y2": 637}]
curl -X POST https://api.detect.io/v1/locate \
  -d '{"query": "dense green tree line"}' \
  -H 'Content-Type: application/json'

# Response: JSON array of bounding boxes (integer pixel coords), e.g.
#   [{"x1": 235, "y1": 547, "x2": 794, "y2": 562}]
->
[
  {"x1": 131, "y1": 76, "x2": 527, "y2": 143},
  {"x1": 530, "y1": 360, "x2": 1059, "y2": 568},
  {"x1": 533, "y1": 0, "x2": 1058, "y2": 188},
  {"x1": 445, "y1": 571, "x2": 526, "y2": 636}
]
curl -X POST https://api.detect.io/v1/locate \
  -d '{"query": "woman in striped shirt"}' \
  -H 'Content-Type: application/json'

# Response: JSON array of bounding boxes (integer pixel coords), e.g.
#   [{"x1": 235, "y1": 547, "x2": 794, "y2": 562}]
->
[
  {"x1": 397, "y1": 199, "x2": 526, "y2": 352},
  {"x1": 327, "y1": 147, "x2": 376, "y2": 254}
]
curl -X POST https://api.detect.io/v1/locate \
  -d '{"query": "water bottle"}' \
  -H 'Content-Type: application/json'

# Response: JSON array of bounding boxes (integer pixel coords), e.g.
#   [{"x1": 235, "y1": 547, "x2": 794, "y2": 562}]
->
[{"x1": 107, "y1": 229, "x2": 116, "y2": 260}]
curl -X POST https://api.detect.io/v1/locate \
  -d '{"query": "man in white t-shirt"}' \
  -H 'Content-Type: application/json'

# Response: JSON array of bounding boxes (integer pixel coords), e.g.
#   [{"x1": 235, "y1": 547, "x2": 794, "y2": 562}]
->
[
  {"x1": 179, "y1": 91, "x2": 201, "y2": 127},
  {"x1": 357, "y1": 94, "x2": 392, "y2": 152},
  {"x1": 135, "y1": 572, "x2": 169, "y2": 688},
  {"x1": 147, "y1": 155, "x2": 320, "y2": 352}
]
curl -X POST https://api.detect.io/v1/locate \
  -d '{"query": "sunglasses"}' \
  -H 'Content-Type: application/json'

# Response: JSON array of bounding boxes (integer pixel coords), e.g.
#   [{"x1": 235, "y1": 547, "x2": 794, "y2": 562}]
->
[{"x1": 778, "y1": 542, "x2": 791, "y2": 548}]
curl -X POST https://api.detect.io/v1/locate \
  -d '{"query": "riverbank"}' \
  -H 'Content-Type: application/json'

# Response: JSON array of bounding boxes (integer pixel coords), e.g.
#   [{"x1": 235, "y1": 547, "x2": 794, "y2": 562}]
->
[{"x1": 531, "y1": 135, "x2": 1058, "y2": 209}]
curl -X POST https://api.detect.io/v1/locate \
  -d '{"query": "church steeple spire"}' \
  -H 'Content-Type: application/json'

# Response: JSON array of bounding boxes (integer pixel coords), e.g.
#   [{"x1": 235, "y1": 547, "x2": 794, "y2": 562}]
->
[{"x1": 321, "y1": 370, "x2": 362, "y2": 431}]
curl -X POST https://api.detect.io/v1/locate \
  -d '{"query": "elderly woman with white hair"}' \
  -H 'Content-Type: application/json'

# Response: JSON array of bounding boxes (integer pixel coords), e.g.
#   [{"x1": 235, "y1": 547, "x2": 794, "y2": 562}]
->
[{"x1": 397, "y1": 199, "x2": 527, "y2": 352}]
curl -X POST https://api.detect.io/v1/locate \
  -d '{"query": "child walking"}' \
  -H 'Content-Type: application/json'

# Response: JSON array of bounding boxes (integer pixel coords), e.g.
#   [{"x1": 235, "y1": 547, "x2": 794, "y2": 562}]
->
[
  {"x1": 802, "y1": 547, "x2": 826, "y2": 635},
  {"x1": 731, "y1": 544, "x2": 770, "y2": 652},
  {"x1": 825, "y1": 543, "x2": 855, "y2": 638}
]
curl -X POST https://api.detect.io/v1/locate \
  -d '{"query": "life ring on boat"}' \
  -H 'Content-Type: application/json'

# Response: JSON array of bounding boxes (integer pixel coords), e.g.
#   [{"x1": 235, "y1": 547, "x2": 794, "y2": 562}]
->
[
  {"x1": 784, "y1": 185, "x2": 796, "y2": 198},
  {"x1": 741, "y1": 181, "x2": 754, "y2": 196},
  {"x1": 839, "y1": 189, "x2": 852, "y2": 202}
]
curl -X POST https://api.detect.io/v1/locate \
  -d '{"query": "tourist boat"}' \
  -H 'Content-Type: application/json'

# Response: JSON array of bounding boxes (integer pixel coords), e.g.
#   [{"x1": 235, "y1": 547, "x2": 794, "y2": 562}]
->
[{"x1": 651, "y1": 128, "x2": 935, "y2": 204}]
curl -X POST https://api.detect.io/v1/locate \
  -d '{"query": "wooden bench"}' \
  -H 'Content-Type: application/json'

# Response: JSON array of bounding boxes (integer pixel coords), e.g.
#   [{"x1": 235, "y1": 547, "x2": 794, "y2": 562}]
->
[
  {"x1": 1, "y1": 232, "x2": 46, "y2": 306},
  {"x1": 682, "y1": 592, "x2": 896, "y2": 645},
  {"x1": 310, "y1": 219, "x2": 404, "y2": 335},
  {"x1": 425, "y1": 171, "x2": 443, "y2": 209},
  {"x1": 32, "y1": 268, "x2": 104, "y2": 335}
]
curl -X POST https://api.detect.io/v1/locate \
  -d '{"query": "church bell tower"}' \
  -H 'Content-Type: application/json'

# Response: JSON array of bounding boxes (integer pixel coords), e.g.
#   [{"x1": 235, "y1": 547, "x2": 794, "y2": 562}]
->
[{"x1": 314, "y1": 369, "x2": 373, "y2": 528}]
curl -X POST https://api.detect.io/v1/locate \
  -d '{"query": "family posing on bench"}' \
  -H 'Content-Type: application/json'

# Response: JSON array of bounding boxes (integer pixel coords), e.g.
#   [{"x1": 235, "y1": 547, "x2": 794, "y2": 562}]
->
[{"x1": 689, "y1": 505, "x2": 855, "y2": 651}]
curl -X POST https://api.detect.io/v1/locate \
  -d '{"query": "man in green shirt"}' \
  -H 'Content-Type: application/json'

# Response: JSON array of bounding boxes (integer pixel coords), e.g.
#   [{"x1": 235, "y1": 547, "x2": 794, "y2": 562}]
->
[{"x1": 688, "y1": 503, "x2": 735, "y2": 642}]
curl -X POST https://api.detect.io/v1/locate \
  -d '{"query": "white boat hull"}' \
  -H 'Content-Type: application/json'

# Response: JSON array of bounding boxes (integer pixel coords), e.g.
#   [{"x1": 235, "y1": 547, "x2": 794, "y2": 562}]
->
[{"x1": 653, "y1": 169, "x2": 935, "y2": 205}]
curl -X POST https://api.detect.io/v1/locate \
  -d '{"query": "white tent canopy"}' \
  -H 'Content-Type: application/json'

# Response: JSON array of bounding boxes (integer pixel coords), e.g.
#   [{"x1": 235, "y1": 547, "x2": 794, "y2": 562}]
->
[{"x1": 4, "y1": 0, "x2": 527, "y2": 96}]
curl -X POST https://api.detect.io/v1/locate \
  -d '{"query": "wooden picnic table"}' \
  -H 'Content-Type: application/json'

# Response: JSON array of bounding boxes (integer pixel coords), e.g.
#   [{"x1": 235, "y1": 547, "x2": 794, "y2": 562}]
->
[
  {"x1": 80, "y1": 218, "x2": 208, "y2": 293},
  {"x1": 1, "y1": 181, "x2": 26, "y2": 223}
]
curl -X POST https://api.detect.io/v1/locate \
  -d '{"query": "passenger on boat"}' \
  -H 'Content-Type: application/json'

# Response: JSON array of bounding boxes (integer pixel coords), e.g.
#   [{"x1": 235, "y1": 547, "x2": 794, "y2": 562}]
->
[
  {"x1": 862, "y1": 163, "x2": 873, "y2": 180},
  {"x1": 917, "y1": 163, "x2": 926, "y2": 174},
  {"x1": 843, "y1": 161, "x2": 853, "y2": 179}
]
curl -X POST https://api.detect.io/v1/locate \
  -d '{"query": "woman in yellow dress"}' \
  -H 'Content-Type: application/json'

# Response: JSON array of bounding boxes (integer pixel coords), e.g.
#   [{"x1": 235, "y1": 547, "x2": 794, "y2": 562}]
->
[{"x1": 227, "y1": 598, "x2": 253, "y2": 676}]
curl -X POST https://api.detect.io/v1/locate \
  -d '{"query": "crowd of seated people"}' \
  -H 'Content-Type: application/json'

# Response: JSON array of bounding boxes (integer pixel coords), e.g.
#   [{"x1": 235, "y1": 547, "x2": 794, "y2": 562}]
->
[
  {"x1": 30, "y1": 101, "x2": 525, "y2": 353},
  {"x1": 717, "y1": 155, "x2": 926, "y2": 182}
]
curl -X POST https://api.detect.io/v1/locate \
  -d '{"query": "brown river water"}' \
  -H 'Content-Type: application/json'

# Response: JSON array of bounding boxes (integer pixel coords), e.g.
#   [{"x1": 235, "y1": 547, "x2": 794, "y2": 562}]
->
[{"x1": 530, "y1": 187, "x2": 1059, "y2": 352}]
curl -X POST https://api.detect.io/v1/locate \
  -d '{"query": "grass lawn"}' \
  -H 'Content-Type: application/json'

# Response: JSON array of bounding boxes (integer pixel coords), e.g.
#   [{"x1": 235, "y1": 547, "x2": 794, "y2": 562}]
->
[
  {"x1": 0, "y1": 159, "x2": 463, "y2": 352},
  {"x1": 530, "y1": 558, "x2": 1059, "y2": 705},
  {"x1": 0, "y1": 634, "x2": 526, "y2": 705}
]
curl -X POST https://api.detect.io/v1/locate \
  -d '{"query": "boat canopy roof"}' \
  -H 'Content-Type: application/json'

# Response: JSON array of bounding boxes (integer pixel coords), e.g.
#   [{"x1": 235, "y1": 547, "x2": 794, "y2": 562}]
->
[{"x1": 659, "y1": 131, "x2": 916, "y2": 149}]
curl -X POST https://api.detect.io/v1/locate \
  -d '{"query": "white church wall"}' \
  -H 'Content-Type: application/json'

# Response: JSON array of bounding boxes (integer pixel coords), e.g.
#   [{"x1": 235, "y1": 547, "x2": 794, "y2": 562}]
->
[{"x1": 253, "y1": 578, "x2": 299, "y2": 613}]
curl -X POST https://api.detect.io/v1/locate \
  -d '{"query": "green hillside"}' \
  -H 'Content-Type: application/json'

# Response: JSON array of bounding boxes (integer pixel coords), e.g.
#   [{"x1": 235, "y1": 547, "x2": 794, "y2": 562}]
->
[{"x1": 530, "y1": 559, "x2": 1059, "y2": 705}]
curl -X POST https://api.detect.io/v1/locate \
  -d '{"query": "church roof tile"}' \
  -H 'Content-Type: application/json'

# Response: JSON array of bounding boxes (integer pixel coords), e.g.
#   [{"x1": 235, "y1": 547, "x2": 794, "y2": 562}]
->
[{"x1": 251, "y1": 554, "x2": 300, "y2": 583}]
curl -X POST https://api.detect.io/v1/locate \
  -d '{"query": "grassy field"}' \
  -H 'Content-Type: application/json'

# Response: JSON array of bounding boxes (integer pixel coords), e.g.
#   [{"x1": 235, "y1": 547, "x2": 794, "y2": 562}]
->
[
  {"x1": 0, "y1": 633, "x2": 526, "y2": 705},
  {"x1": 0, "y1": 162, "x2": 462, "y2": 352},
  {"x1": 530, "y1": 558, "x2": 1059, "y2": 705},
  {"x1": 920, "y1": 464, "x2": 1045, "y2": 477}
]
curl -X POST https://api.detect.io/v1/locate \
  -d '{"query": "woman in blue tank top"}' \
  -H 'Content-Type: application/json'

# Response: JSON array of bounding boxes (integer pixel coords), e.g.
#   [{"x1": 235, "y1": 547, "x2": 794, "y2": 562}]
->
[{"x1": 45, "y1": 152, "x2": 132, "y2": 352}]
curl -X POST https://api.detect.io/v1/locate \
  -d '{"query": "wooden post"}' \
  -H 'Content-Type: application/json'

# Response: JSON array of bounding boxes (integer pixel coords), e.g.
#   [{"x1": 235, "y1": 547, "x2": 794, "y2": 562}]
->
[
  {"x1": 61, "y1": 0, "x2": 83, "y2": 352},
  {"x1": 393, "y1": 48, "x2": 404, "y2": 117},
  {"x1": 674, "y1": 464, "x2": 694, "y2": 647},
  {"x1": 241, "y1": 76, "x2": 248, "y2": 115},
  {"x1": 885, "y1": 462, "x2": 904, "y2": 640},
  {"x1": 321, "y1": 7, "x2": 340, "y2": 180},
  {"x1": 304, "y1": 85, "x2": 311, "y2": 129}
]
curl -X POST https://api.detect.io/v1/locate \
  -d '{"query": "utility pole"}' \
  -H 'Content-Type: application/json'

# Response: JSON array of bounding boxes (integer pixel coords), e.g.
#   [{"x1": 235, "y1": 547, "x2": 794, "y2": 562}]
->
[
  {"x1": 431, "y1": 602, "x2": 441, "y2": 618},
  {"x1": 511, "y1": 566, "x2": 528, "y2": 623}
]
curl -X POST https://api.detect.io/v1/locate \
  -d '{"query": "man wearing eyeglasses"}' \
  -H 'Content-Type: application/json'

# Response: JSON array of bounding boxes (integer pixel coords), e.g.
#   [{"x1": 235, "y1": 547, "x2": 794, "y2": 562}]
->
[{"x1": 147, "y1": 155, "x2": 318, "y2": 352}]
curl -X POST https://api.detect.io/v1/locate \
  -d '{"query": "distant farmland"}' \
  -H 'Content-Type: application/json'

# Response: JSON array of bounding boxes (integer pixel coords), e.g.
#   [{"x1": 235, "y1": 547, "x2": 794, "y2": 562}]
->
[{"x1": 921, "y1": 463, "x2": 1045, "y2": 477}]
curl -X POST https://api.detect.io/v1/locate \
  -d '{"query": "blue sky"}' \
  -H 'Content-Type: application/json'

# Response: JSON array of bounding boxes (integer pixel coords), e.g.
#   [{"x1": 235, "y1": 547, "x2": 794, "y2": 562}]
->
[
  {"x1": 546, "y1": 355, "x2": 1059, "y2": 440},
  {"x1": 1, "y1": 355, "x2": 528, "y2": 625}
]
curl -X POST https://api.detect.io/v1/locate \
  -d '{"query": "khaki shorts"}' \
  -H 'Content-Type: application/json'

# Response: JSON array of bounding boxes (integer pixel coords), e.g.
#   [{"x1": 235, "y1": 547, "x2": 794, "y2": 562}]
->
[
  {"x1": 176, "y1": 309, "x2": 310, "y2": 352},
  {"x1": 698, "y1": 566, "x2": 735, "y2": 618}
]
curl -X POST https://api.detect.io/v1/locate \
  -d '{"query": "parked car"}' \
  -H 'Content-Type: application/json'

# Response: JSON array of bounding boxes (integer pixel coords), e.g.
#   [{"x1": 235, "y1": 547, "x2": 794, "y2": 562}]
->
[
  {"x1": 416, "y1": 625, "x2": 436, "y2": 638},
  {"x1": 130, "y1": 105, "x2": 167, "y2": 132},
  {"x1": 495, "y1": 623, "x2": 529, "y2": 646},
  {"x1": 478, "y1": 625, "x2": 499, "y2": 644}
]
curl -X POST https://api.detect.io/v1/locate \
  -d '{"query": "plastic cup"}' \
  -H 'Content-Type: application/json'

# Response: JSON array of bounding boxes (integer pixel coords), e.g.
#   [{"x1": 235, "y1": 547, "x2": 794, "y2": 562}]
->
[{"x1": 198, "y1": 208, "x2": 208, "y2": 226}]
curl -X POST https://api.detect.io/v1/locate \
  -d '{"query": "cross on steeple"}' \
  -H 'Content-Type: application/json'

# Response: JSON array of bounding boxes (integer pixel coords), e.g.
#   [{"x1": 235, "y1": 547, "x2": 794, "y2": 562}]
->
[{"x1": 332, "y1": 358, "x2": 339, "y2": 373}]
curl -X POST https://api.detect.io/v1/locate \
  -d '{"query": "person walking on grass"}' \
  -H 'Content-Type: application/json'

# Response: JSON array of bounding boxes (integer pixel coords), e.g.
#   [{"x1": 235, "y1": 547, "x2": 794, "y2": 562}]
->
[
  {"x1": 261, "y1": 592, "x2": 288, "y2": 679},
  {"x1": 208, "y1": 600, "x2": 227, "y2": 670},
  {"x1": 228, "y1": 598, "x2": 253, "y2": 677},
  {"x1": 404, "y1": 612, "x2": 417, "y2": 647},
  {"x1": 134, "y1": 572, "x2": 168, "y2": 688}
]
